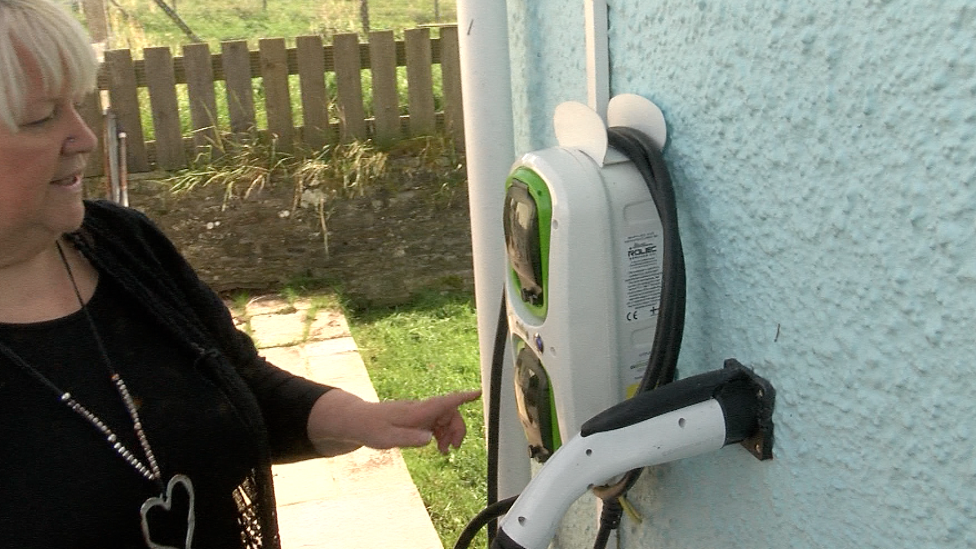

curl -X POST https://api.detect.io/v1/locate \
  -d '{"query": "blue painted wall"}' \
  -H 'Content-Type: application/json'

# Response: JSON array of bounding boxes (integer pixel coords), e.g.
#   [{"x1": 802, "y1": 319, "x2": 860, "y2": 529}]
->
[{"x1": 507, "y1": 1, "x2": 976, "y2": 547}]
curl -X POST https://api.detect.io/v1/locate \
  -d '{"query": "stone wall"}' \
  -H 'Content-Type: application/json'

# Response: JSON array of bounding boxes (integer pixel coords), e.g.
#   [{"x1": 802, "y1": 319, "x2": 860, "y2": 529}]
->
[{"x1": 91, "y1": 165, "x2": 475, "y2": 307}]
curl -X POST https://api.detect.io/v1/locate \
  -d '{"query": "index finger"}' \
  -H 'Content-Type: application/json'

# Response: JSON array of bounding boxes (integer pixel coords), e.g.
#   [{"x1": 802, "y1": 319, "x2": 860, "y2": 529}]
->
[{"x1": 438, "y1": 389, "x2": 482, "y2": 408}]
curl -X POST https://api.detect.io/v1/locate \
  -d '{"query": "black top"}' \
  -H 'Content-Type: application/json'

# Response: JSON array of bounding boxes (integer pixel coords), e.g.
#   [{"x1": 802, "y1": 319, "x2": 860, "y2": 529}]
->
[
  {"x1": 0, "y1": 201, "x2": 333, "y2": 547},
  {"x1": 0, "y1": 275, "x2": 259, "y2": 546}
]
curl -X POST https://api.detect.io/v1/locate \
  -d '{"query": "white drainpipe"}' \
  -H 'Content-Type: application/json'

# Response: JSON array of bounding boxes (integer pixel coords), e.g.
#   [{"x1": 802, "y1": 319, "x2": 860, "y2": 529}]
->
[
  {"x1": 585, "y1": 0, "x2": 610, "y2": 118},
  {"x1": 456, "y1": 0, "x2": 531, "y2": 499}
]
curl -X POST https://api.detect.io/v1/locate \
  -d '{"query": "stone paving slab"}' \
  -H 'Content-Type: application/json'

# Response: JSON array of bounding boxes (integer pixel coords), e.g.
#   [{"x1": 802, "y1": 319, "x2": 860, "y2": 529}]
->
[
  {"x1": 244, "y1": 295, "x2": 295, "y2": 316},
  {"x1": 250, "y1": 311, "x2": 308, "y2": 348},
  {"x1": 233, "y1": 299, "x2": 443, "y2": 549},
  {"x1": 307, "y1": 310, "x2": 352, "y2": 341},
  {"x1": 273, "y1": 482, "x2": 443, "y2": 549}
]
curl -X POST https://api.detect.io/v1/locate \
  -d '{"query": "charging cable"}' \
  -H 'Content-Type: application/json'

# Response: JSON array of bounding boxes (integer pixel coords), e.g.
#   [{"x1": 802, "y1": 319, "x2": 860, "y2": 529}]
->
[{"x1": 590, "y1": 126, "x2": 685, "y2": 548}]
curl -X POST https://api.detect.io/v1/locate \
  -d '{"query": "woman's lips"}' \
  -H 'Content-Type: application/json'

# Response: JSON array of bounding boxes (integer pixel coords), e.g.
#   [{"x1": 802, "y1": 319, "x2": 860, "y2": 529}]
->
[{"x1": 51, "y1": 174, "x2": 82, "y2": 187}]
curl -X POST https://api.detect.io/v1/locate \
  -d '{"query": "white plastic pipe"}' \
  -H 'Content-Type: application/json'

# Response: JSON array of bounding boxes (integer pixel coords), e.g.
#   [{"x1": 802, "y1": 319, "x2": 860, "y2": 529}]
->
[
  {"x1": 584, "y1": 0, "x2": 609, "y2": 119},
  {"x1": 456, "y1": 0, "x2": 531, "y2": 499}
]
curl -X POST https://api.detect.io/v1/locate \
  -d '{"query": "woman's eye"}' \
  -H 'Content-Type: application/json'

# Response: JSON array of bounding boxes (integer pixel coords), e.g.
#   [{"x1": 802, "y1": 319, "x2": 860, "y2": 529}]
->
[{"x1": 23, "y1": 107, "x2": 57, "y2": 127}]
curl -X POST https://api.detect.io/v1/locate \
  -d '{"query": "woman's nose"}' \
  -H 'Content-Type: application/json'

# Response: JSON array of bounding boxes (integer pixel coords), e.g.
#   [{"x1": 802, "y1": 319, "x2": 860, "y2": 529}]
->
[{"x1": 63, "y1": 102, "x2": 98, "y2": 155}]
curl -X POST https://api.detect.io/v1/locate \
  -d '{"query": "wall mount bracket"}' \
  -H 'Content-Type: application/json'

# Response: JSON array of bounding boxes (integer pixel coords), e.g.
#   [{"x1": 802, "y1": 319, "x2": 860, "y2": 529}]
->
[{"x1": 724, "y1": 359, "x2": 776, "y2": 460}]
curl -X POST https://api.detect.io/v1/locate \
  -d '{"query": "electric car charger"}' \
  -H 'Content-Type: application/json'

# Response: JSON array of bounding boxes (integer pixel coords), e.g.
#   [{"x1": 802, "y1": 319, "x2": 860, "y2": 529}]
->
[{"x1": 473, "y1": 125, "x2": 688, "y2": 549}]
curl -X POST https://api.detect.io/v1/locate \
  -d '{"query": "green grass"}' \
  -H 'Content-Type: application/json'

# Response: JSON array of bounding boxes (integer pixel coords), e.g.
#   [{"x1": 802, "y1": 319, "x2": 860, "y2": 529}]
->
[
  {"x1": 343, "y1": 290, "x2": 487, "y2": 549},
  {"x1": 94, "y1": 0, "x2": 457, "y2": 52}
]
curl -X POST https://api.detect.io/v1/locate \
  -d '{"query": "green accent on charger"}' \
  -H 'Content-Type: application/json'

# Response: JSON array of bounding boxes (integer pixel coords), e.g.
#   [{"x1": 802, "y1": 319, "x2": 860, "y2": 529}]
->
[
  {"x1": 549, "y1": 379, "x2": 562, "y2": 451},
  {"x1": 504, "y1": 167, "x2": 552, "y2": 319},
  {"x1": 512, "y1": 337, "x2": 561, "y2": 461}
]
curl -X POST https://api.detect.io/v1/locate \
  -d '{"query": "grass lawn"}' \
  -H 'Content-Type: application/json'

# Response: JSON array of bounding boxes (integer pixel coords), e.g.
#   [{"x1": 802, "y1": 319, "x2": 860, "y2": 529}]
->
[
  {"x1": 86, "y1": 0, "x2": 457, "y2": 52},
  {"x1": 344, "y1": 290, "x2": 487, "y2": 549}
]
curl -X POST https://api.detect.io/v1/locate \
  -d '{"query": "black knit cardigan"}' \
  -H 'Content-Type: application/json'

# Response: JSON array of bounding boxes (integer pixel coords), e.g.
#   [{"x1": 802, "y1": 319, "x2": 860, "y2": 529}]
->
[{"x1": 67, "y1": 200, "x2": 331, "y2": 548}]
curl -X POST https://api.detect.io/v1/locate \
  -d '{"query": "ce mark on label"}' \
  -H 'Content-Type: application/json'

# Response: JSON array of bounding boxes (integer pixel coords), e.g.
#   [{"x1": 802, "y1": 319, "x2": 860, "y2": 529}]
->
[{"x1": 626, "y1": 306, "x2": 658, "y2": 322}]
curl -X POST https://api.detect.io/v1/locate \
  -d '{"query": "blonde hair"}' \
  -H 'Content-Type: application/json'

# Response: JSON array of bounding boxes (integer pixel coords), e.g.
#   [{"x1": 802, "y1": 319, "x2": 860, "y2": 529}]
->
[{"x1": 0, "y1": 0, "x2": 98, "y2": 131}]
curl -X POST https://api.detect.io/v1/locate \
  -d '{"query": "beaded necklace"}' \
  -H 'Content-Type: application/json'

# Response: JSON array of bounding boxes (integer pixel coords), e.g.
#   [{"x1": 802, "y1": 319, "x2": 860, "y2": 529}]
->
[{"x1": 0, "y1": 242, "x2": 196, "y2": 549}]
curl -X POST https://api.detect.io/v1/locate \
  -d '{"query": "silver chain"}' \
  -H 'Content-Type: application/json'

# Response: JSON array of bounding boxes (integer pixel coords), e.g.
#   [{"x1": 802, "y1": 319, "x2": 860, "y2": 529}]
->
[
  {"x1": 57, "y1": 375, "x2": 161, "y2": 482},
  {"x1": 51, "y1": 241, "x2": 162, "y2": 484}
]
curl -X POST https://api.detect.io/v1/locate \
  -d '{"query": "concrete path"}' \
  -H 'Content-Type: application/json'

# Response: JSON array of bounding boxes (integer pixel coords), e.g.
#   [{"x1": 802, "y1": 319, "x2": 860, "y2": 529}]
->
[{"x1": 229, "y1": 295, "x2": 444, "y2": 549}]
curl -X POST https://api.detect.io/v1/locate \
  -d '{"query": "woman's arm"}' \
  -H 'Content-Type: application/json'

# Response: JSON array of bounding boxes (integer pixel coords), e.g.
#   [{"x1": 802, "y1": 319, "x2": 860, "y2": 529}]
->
[{"x1": 306, "y1": 388, "x2": 481, "y2": 456}]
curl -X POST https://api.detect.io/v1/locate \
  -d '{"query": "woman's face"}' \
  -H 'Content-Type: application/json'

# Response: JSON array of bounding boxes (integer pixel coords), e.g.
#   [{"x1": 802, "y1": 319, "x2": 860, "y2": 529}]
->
[{"x1": 0, "y1": 57, "x2": 97, "y2": 260}]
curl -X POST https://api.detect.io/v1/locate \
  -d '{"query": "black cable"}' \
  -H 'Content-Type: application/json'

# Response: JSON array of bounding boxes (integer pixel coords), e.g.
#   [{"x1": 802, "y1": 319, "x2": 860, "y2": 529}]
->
[
  {"x1": 485, "y1": 290, "x2": 509, "y2": 544},
  {"x1": 591, "y1": 127, "x2": 686, "y2": 543},
  {"x1": 593, "y1": 498, "x2": 624, "y2": 549},
  {"x1": 608, "y1": 127, "x2": 686, "y2": 393},
  {"x1": 453, "y1": 495, "x2": 518, "y2": 549}
]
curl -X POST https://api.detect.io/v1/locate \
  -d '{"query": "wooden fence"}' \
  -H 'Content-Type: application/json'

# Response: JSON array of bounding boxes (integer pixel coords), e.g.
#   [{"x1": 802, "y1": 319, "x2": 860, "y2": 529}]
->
[{"x1": 80, "y1": 26, "x2": 464, "y2": 176}]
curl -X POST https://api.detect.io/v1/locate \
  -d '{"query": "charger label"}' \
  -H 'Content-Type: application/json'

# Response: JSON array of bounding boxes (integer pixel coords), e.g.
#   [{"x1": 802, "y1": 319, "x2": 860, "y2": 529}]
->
[
  {"x1": 622, "y1": 231, "x2": 661, "y2": 323},
  {"x1": 620, "y1": 231, "x2": 661, "y2": 395}
]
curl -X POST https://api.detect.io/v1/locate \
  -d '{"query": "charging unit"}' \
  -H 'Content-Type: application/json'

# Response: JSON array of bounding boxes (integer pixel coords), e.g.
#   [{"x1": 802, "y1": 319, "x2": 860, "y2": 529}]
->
[
  {"x1": 503, "y1": 96, "x2": 669, "y2": 462},
  {"x1": 460, "y1": 96, "x2": 777, "y2": 549}
]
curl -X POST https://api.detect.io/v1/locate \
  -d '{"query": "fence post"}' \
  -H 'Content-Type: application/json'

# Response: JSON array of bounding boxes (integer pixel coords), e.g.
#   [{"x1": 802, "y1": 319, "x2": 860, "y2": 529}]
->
[
  {"x1": 333, "y1": 33, "x2": 367, "y2": 142},
  {"x1": 369, "y1": 30, "x2": 400, "y2": 146},
  {"x1": 104, "y1": 49, "x2": 149, "y2": 172},
  {"x1": 296, "y1": 35, "x2": 330, "y2": 151},
  {"x1": 440, "y1": 25, "x2": 465, "y2": 151},
  {"x1": 182, "y1": 42, "x2": 219, "y2": 158},
  {"x1": 259, "y1": 38, "x2": 294, "y2": 153},
  {"x1": 221, "y1": 40, "x2": 256, "y2": 134},
  {"x1": 144, "y1": 46, "x2": 187, "y2": 170},
  {"x1": 405, "y1": 28, "x2": 436, "y2": 136}
]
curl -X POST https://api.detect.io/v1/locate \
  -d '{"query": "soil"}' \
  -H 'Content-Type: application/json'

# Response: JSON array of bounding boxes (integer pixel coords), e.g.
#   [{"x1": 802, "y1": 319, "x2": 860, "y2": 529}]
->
[{"x1": 86, "y1": 146, "x2": 474, "y2": 307}]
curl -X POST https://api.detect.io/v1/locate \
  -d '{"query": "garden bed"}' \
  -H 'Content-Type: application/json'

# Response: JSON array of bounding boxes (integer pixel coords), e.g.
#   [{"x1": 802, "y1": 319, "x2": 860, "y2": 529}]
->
[{"x1": 87, "y1": 145, "x2": 474, "y2": 307}]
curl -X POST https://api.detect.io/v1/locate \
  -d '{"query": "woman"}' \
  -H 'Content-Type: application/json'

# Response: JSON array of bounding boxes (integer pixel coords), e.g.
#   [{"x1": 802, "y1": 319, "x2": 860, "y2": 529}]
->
[{"x1": 0, "y1": 1, "x2": 479, "y2": 547}]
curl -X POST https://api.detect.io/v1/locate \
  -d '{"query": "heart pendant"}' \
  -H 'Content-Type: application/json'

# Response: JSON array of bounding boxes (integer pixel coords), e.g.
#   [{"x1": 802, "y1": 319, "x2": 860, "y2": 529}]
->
[{"x1": 140, "y1": 474, "x2": 196, "y2": 549}]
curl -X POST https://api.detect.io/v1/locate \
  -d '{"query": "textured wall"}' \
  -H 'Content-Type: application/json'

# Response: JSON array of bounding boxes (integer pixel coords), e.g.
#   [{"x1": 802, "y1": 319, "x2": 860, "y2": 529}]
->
[
  {"x1": 508, "y1": 1, "x2": 976, "y2": 547},
  {"x1": 507, "y1": 0, "x2": 589, "y2": 153}
]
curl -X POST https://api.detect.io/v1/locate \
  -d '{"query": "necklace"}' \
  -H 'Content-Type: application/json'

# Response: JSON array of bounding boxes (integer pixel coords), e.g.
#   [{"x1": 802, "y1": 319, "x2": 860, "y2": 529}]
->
[{"x1": 0, "y1": 242, "x2": 196, "y2": 549}]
